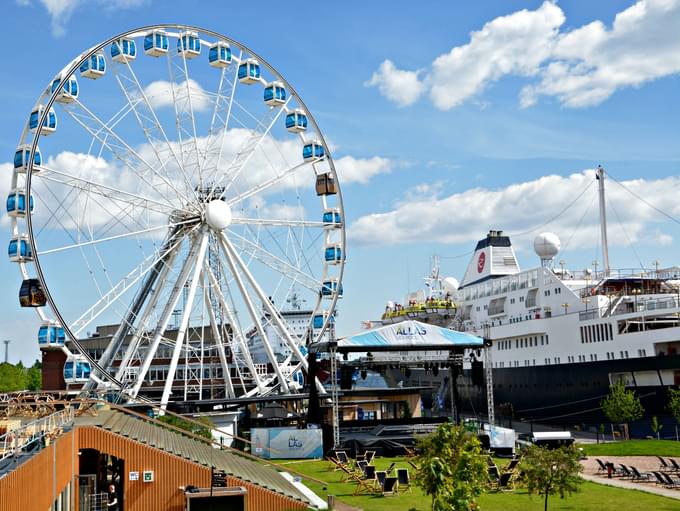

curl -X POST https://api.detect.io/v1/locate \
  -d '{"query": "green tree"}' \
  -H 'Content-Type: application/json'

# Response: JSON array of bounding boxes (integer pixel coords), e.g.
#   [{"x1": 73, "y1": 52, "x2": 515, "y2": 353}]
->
[
  {"x1": 0, "y1": 362, "x2": 28, "y2": 392},
  {"x1": 26, "y1": 363, "x2": 42, "y2": 391},
  {"x1": 523, "y1": 445, "x2": 583, "y2": 511},
  {"x1": 669, "y1": 388, "x2": 680, "y2": 426},
  {"x1": 600, "y1": 380, "x2": 644, "y2": 439},
  {"x1": 651, "y1": 416, "x2": 663, "y2": 440},
  {"x1": 415, "y1": 423, "x2": 487, "y2": 511}
]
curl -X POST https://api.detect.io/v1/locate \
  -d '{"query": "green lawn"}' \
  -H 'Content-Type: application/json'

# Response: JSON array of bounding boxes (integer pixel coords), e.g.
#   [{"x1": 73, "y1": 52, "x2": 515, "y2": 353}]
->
[
  {"x1": 278, "y1": 456, "x2": 680, "y2": 511},
  {"x1": 579, "y1": 439, "x2": 680, "y2": 457}
]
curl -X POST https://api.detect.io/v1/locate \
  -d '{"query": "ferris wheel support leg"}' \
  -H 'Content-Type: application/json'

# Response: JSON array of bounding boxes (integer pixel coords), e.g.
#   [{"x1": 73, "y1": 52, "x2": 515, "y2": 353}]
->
[
  {"x1": 203, "y1": 285, "x2": 235, "y2": 399},
  {"x1": 114, "y1": 244, "x2": 180, "y2": 382},
  {"x1": 220, "y1": 234, "x2": 291, "y2": 394},
  {"x1": 90, "y1": 227, "x2": 182, "y2": 390},
  {"x1": 221, "y1": 234, "x2": 309, "y2": 372},
  {"x1": 129, "y1": 233, "x2": 201, "y2": 399},
  {"x1": 160, "y1": 229, "x2": 210, "y2": 410},
  {"x1": 204, "y1": 260, "x2": 264, "y2": 393}
]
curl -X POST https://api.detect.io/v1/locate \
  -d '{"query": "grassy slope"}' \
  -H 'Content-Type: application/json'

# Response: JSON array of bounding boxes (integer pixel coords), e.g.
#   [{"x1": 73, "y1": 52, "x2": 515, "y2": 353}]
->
[
  {"x1": 579, "y1": 440, "x2": 680, "y2": 457},
  {"x1": 281, "y1": 456, "x2": 680, "y2": 511}
]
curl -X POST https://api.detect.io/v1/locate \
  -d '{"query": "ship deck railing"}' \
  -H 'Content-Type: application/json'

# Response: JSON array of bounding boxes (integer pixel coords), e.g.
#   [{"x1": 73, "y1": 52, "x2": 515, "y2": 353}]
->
[{"x1": 382, "y1": 300, "x2": 456, "y2": 320}]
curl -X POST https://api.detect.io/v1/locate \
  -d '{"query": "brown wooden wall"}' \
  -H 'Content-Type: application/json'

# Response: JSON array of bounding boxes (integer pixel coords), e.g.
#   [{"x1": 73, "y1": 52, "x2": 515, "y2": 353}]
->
[
  {"x1": 0, "y1": 430, "x2": 74, "y2": 511},
  {"x1": 0, "y1": 426, "x2": 310, "y2": 511}
]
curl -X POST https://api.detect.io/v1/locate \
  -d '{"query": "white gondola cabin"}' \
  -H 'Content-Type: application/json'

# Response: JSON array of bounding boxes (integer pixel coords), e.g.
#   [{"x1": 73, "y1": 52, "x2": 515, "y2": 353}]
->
[
  {"x1": 264, "y1": 81, "x2": 286, "y2": 106},
  {"x1": 29, "y1": 105, "x2": 57, "y2": 135},
  {"x1": 313, "y1": 310, "x2": 335, "y2": 329},
  {"x1": 14, "y1": 144, "x2": 41, "y2": 173},
  {"x1": 38, "y1": 321, "x2": 65, "y2": 348},
  {"x1": 6, "y1": 189, "x2": 34, "y2": 217},
  {"x1": 285, "y1": 109, "x2": 307, "y2": 133},
  {"x1": 321, "y1": 279, "x2": 343, "y2": 298},
  {"x1": 63, "y1": 355, "x2": 91, "y2": 384},
  {"x1": 144, "y1": 29, "x2": 169, "y2": 57},
  {"x1": 322, "y1": 208, "x2": 342, "y2": 228},
  {"x1": 324, "y1": 244, "x2": 344, "y2": 264},
  {"x1": 303, "y1": 140, "x2": 324, "y2": 162},
  {"x1": 238, "y1": 58, "x2": 261, "y2": 84},
  {"x1": 177, "y1": 31, "x2": 201, "y2": 59},
  {"x1": 19, "y1": 278, "x2": 46, "y2": 307},
  {"x1": 50, "y1": 75, "x2": 78, "y2": 103},
  {"x1": 208, "y1": 41, "x2": 231, "y2": 68},
  {"x1": 315, "y1": 173, "x2": 337, "y2": 196},
  {"x1": 79, "y1": 52, "x2": 106, "y2": 79},
  {"x1": 8, "y1": 235, "x2": 32, "y2": 263},
  {"x1": 111, "y1": 37, "x2": 137, "y2": 63}
]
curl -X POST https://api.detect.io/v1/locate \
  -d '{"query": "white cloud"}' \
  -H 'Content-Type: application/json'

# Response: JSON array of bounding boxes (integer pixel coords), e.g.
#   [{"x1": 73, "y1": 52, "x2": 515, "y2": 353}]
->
[
  {"x1": 348, "y1": 169, "x2": 680, "y2": 249},
  {"x1": 364, "y1": 60, "x2": 426, "y2": 107},
  {"x1": 333, "y1": 155, "x2": 394, "y2": 185},
  {"x1": 142, "y1": 79, "x2": 211, "y2": 112},
  {"x1": 369, "y1": 0, "x2": 680, "y2": 109}
]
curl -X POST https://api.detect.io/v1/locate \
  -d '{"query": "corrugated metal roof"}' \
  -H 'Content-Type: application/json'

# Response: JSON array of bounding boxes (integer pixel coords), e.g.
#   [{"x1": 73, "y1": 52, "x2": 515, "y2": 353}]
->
[{"x1": 77, "y1": 409, "x2": 311, "y2": 505}]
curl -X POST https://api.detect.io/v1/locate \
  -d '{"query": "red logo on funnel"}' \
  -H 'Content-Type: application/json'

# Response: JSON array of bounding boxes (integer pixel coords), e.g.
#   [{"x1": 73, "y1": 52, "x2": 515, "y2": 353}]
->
[{"x1": 477, "y1": 252, "x2": 485, "y2": 273}]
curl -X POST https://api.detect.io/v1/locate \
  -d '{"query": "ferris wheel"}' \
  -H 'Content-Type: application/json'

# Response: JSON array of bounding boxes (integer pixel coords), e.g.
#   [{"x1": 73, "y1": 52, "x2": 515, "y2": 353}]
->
[{"x1": 9, "y1": 25, "x2": 345, "y2": 408}]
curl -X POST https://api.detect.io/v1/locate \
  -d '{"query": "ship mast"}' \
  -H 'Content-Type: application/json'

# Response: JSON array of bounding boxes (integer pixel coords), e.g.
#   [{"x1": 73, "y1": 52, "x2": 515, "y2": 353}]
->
[{"x1": 597, "y1": 165, "x2": 610, "y2": 276}]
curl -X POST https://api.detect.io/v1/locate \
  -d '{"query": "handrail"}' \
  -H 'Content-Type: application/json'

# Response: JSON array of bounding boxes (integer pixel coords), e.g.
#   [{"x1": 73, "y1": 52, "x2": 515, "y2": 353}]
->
[{"x1": 0, "y1": 407, "x2": 74, "y2": 464}]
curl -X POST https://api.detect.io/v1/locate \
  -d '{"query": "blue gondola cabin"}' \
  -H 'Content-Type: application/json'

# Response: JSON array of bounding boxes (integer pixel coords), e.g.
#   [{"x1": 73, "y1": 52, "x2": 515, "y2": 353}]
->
[
  {"x1": 79, "y1": 52, "x2": 106, "y2": 79},
  {"x1": 324, "y1": 244, "x2": 344, "y2": 264},
  {"x1": 38, "y1": 321, "x2": 65, "y2": 348},
  {"x1": 322, "y1": 208, "x2": 341, "y2": 228},
  {"x1": 8, "y1": 235, "x2": 32, "y2": 263},
  {"x1": 63, "y1": 356, "x2": 91, "y2": 384},
  {"x1": 14, "y1": 145, "x2": 41, "y2": 173},
  {"x1": 303, "y1": 141, "x2": 324, "y2": 162},
  {"x1": 264, "y1": 81, "x2": 286, "y2": 106},
  {"x1": 29, "y1": 105, "x2": 57, "y2": 135},
  {"x1": 285, "y1": 109, "x2": 307, "y2": 133},
  {"x1": 238, "y1": 58, "x2": 261, "y2": 84},
  {"x1": 144, "y1": 29, "x2": 169, "y2": 57},
  {"x1": 209, "y1": 41, "x2": 232, "y2": 68},
  {"x1": 7, "y1": 190, "x2": 34, "y2": 217},
  {"x1": 321, "y1": 279, "x2": 343, "y2": 298},
  {"x1": 50, "y1": 75, "x2": 78, "y2": 103},
  {"x1": 19, "y1": 278, "x2": 46, "y2": 307},
  {"x1": 111, "y1": 37, "x2": 137, "y2": 63},
  {"x1": 177, "y1": 31, "x2": 201, "y2": 59}
]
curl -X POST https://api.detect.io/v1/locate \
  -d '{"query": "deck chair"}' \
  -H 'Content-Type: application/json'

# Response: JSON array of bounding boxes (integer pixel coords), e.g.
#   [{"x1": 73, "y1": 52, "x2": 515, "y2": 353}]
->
[
  {"x1": 337, "y1": 463, "x2": 374, "y2": 495},
  {"x1": 332, "y1": 460, "x2": 357, "y2": 483},
  {"x1": 382, "y1": 476, "x2": 398, "y2": 496},
  {"x1": 364, "y1": 450, "x2": 376, "y2": 464},
  {"x1": 505, "y1": 458, "x2": 520, "y2": 472},
  {"x1": 376, "y1": 470, "x2": 387, "y2": 489},
  {"x1": 364, "y1": 464, "x2": 377, "y2": 481},
  {"x1": 595, "y1": 458, "x2": 608, "y2": 474},
  {"x1": 488, "y1": 465, "x2": 500, "y2": 481},
  {"x1": 498, "y1": 471, "x2": 514, "y2": 491},
  {"x1": 396, "y1": 468, "x2": 412, "y2": 493},
  {"x1": 661, "y1": 472, "x2": 680, "y2": 489},
  {"x1": 669, "y1": 458, "x2": 680, "y2": 472},
  {"x1": 335, "y1": 450, "x2": 349, "y2": 465},
  {"x1": 385, "y1": 462, "x2": 396, "y2": 475},
  {"x1": 630, "y1": 466, "x2": 651, "y2": 481},
  {"x1": 357, "y1": 460, "x2": 368, "y2": 474},
  {"x1": 652, "y1": 471, "x2": 666, "y2": 486},
  {"x1": 657, "y1": 456, "x2": 670, "y2": 471},
  {"x1": 407, "y1": 460, "x2": 418, "y2": 471},
  {"x1": 618, "y1": 464, "x2": 633, "y2": 479},
  {"x1": 355, "y1": 453, "x2": 367, "y2": 464}
]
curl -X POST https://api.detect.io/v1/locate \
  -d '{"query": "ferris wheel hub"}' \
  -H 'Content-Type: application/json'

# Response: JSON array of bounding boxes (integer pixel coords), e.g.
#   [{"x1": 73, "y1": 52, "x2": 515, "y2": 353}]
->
[{"x1": 204, "y1": 199, "x2": 232, "y2": 231}]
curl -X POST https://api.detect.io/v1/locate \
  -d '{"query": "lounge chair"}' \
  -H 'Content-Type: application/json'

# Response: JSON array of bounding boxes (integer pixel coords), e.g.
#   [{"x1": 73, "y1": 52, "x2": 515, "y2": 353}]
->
[
  {"x1": 657, "y1": 456, "x2": 670, "y2": 471},
  {"x1": 385, "y1": 462, "x2": 396, "y2": 475},
  {"x1": 382, "y1": 476, "x2": 398, "y2": 496},
  {"x1": 652, "y1": 471, "x2": 667, "y2": 486},
  {"x1": 630, "y1": 466, "x2": 651, "y2": 481},
  {"x1": 669, "y1": 458, "x2": 680, "y2": 473},
  {"x1": 376, "y1": 470, "x2": 387, "y2": 489},
  {"x1": 618, "y1": 464, "x2": 633, "y2": 479},
  {"x1": 397, "y1": 468, "x2": 412, "y2": 493},
  {"x1": 595, "y1": 458, "x2": 608, "y2": 474},
  {"x1": 661, "y1": 472, "x2": 680, "y2": 489}
]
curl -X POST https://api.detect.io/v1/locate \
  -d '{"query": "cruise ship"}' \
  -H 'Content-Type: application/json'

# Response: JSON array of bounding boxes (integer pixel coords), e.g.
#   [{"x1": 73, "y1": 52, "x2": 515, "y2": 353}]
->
[{"x1": 379, "y1": 168, "x2": 680, "y2": 430}]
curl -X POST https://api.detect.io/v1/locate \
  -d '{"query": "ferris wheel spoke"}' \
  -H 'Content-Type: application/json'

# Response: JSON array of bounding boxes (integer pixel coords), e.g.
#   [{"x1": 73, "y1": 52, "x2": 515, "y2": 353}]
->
[
  {"x1": 62, "y1": 99, "x2": 187, "y2": 206},
  {"x1": 221, "y1": 234, "x2": 309, "y2": 371},
  {"x1": 218, "y1": 233, "x2": 290, "y2": 393},
  {"x1": 203, "y1": 259, "x2": 263, "y2": 393},
  {"x1": 71, "y1": 225, "x2": 195, "y2": 337},
  {"x1": 111, "y1": 60, "x2": 199, "y2": 204},
  {"x1": 226, "y1": 230, "x2": 321, "y2": 293},
  {"x1": 160, "y1": 229, "x2": 210, "y2": 409},
  {"x1": 130, "y1": 229, "x2": 204, "y2": 398},
  {"x1": 225, "y1": 160, "x2": 310, "y2": 206},
  {"x1": 231, "y1": 217, "x2": 324, "y2": 228},
  {"x1": 202, "y1": 286, "x2": 235, "y2": 398}
]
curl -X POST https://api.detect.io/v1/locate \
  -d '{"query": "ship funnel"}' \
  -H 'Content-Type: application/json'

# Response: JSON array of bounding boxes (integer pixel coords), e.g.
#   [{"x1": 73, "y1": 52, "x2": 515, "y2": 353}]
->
[{"x1": 460, "y1": 230, "x2": 520, "y2": 288}]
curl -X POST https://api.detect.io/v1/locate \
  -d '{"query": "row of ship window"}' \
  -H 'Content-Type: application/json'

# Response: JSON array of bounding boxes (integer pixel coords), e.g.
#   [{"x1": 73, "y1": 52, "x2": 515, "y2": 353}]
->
[
  {"x1": 496, "y1": 335, "x2": 550, "y2": 350},
  {"x1": 580, "y1": 323, "x2": 614, "y2": 343},
  {"x1": 544, "y1": 288, "x2": 562, "y2": 296},
  {"x1": 459, "y1": 270, "x2": 540, "y2": 301},
  {"x1": 494, "y1": 350, "x2": 635, "y2": 368}
]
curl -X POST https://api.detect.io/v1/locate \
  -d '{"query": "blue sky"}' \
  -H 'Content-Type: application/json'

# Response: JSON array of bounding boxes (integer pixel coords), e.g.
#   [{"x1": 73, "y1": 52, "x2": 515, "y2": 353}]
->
[{"x1": 2, "y1": 0, "x2": 680, "y2": 364}]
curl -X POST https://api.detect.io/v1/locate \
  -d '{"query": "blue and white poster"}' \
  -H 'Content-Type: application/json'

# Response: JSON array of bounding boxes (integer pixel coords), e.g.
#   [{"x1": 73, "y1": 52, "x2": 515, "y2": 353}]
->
[{"x1": 251, "y1": 427, "x2": 323, "y2": 459}]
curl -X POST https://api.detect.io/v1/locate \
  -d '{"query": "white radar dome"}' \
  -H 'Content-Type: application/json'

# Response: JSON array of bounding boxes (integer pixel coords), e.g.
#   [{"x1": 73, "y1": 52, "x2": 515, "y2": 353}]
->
[
  {"x1": 534, "y1": 232, "x2": 561, "y2": 260},
  {"x1": 443, "y1": 277, "x2": 460, "y2": 294}
]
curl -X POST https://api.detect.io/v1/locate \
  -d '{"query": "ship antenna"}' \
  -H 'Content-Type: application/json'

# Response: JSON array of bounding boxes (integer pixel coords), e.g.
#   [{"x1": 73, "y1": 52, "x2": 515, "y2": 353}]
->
[{"x1": 597, "y1": 165, "x2": 610, "y2": 276}]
